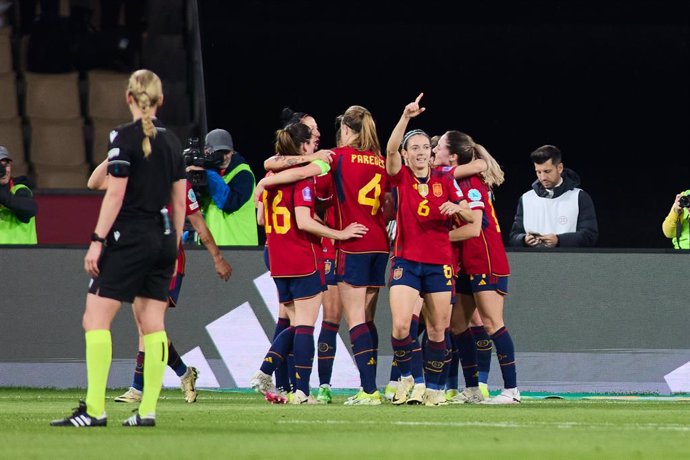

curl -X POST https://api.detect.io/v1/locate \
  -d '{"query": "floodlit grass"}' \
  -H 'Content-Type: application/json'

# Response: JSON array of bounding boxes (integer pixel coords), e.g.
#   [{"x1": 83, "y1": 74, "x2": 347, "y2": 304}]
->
[{"x1": 0, "y1": 388, "x2": 688, "y2": 459}]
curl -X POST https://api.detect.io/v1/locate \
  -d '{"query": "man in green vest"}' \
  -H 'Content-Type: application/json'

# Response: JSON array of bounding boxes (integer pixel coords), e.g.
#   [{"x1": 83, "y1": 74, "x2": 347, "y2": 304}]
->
[
  {"x1": 662, "y1": 190, "x2": 690, "y2": 249},
  {"x1": 195, "y1": 129, "x2": 258, "y2": 246},
  {"x1": 0, "y1": 146, "x2": 37, "y2": 245}
]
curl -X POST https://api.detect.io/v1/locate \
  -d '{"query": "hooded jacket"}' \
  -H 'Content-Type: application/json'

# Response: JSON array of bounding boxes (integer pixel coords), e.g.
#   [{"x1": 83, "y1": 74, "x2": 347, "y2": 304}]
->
[{"x1": 508, "y1": 168, "x2": 598, "y2": 247}]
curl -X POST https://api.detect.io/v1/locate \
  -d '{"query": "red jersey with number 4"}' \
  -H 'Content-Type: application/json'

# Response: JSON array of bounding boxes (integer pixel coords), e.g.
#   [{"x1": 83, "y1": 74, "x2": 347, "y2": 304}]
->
[
  {"x1": 391, "y1": 167, "x2": 463, "y2": 266},
  {"x1": 263, "y1": 177, "x2": 322, "y2": 277},
  {"x1": 455, "y1": 175, "x2": 510, "y2": 276},
  {"x1": 331, "y1": 146, "x2": 389, "y2": 254}
]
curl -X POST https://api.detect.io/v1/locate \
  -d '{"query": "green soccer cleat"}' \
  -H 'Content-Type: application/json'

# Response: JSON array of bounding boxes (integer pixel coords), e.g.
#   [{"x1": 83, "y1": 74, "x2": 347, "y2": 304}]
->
[
  {"x1": 343, "y1": 390, "x2": 382, "y2": 406},
  {"x1": 445, "y1": 389, "x2": 459, "y2": 401},
  {"x1": 479, "y1": 382, "x2": 490, "y2": 399},
  {"x1": 316, "y1": 384, "x2": 333, "y2": 404},
  {"x1": 384, "y1": 381, "x2": 398, "y2": 402}
]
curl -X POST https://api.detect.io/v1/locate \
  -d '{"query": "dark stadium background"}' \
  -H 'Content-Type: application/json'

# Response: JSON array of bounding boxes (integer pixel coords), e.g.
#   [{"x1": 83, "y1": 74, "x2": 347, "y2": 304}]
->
[{"x1": 197, "y1": 0, "x2": 689, "y2": 249}]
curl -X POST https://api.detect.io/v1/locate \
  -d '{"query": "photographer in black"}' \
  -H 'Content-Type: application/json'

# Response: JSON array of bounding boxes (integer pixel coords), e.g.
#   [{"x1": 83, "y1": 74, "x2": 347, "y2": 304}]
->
[
  {"x1": 662, "y1": 190, "x2": 690, "y2": 249},
  {"x1": 185, "y1": 129, "x2": 258, "y2": 246},
  {"x1": 0, "y1": 146, "x2": 37, "y2": 244}
]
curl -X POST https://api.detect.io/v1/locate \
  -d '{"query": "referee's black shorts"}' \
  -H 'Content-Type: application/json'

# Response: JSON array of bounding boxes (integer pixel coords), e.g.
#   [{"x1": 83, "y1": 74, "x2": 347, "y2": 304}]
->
[{"x1": 89, "y1": 218, "x2": 178, "y2": 303}]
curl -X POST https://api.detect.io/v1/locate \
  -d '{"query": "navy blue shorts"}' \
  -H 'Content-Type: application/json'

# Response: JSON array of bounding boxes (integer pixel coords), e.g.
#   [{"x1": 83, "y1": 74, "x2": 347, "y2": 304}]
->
[
  {"x1": 263, "y1": 246, "x2": 270, "y2": 271},
  {"x1": 336, "y1": 252, "x2": 387, "y2": 287},
  {"x1": 274, "y1": 271, "x2": 326, "y2": 303},
  {"x1": 456, "y1": 274, "x2": 509, "y2": 296},
  {"x1": 324, "y1": 258, "x2": 337, "y2": 286},
  {"x1": 167, "y1": 273, "x2": 184, "y2": 308},
  {"x1": 389, "y1": 257, "x2": 454, "y2": 295}
]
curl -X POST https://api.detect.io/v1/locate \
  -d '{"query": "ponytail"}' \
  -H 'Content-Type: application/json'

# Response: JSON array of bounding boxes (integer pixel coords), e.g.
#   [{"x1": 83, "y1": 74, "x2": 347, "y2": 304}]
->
[
  {"x1": 341, "y1": 105, "x2": 381, "y2": 155},
  {"x1": 127, "y1": 69, "x2": 163, "y2": 158},
  {"x1": 474, "y1": 144, "x2": 505, "y2": 188}
]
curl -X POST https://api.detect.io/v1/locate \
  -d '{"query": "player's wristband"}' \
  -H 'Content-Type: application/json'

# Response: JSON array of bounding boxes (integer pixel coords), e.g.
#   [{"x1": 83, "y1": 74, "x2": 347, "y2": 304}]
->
[
  {"x1": 90, "y1": 232, "x2": 106, "y2": 243},
  {"x1": 311, "y1": 159, "x2": 331, "y2": 176}
]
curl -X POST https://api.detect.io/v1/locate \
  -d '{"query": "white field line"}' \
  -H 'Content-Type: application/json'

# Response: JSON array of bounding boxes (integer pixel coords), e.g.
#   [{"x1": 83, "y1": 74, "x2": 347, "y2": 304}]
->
[{"x1": 277, "y1": 419, "x2": 690, "y2": 432}]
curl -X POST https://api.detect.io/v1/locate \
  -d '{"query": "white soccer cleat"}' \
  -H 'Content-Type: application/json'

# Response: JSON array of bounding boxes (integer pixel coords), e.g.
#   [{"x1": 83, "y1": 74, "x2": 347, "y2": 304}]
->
[
  {"x1": 481, "y1": 388, "x2": 521, "y2": 405},
  {"x1": 448, "y1": 386, "x2": 486, "y2": 404},
  {"x1": 289, "y1": 389, "x2": 318, "y2": 405},
  {"x1": 392, "y1": 376, "x2": 414, "y2": 405},
  {"x1": 180, "y1": 366, "x2": 199, "y2": 403},
  {"x1": 113, "y1": 387, "x2": 142, "y2": 403},
  {"x1": 423, "y1": 388, "x2": 449, "y2": 407},
  {"x1": 406, "y1": 383, "x2": 426, "y2": 405},
  {"x1": 249, "y1": 370, "x2": 277, "y2": 395}
]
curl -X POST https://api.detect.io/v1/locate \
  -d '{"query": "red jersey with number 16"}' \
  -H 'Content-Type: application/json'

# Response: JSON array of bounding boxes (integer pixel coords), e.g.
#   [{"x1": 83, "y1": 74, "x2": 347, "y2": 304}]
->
[
  {"x1": 263, "y1": 177, "x2": 322, "y2": 277},
  {"x1": 331, "y1": 146, "x2": 389, "y2": 253},
  {"x1": 391, "y1": 167, "x2": 463, "y2": 266},
  {"x1": 455, "y1": 175, "x2": 510, "y2": 276}
]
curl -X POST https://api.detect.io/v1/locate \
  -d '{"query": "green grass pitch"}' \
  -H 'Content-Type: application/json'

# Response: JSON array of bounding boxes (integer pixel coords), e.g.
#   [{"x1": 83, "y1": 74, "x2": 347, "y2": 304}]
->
[{"x1": 0, "y1": 388, "x2": 688, "y2": 459}]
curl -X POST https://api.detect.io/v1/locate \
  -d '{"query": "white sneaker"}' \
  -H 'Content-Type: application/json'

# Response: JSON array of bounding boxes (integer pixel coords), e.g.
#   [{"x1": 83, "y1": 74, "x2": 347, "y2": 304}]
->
[
  {"x1": 392, "y1": 376, "x2": 414, "y2": 405},
  {"x1": 448, "y1": 386, "x2": 486, "y2": 404},
  {"x1": 249, "y1": 370, "x2": 277, "y2": 395},
  {"x1": 113, "y1": 387, "x2": 142, "y2": 403},
  {"x1": 423, "y1": 388, "x2": 448, "y2": 407},
  {"x1": 482, "y1": 388, "x2": 521, "y2": 405},
  {"x1": 406, "y1": 383, "x2": 426, "y2": 405}
]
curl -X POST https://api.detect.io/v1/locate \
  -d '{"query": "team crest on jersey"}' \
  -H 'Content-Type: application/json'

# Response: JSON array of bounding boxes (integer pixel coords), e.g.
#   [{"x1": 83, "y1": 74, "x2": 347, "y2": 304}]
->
[
  {"x1": 393, "y1": 266, "x2": 403, "y2": 280},
  {"x1": 324, "y1": 260, "x2": 332, "y2": 275},
  {"x1": 302, "y1": 186, "x2": 313, "y2": 202},
  {"x1": 432, "y1": 183, "x2": 443, "y2": 197},
  {"x1": 416, "y1": 183, "x2": 429, "y2": 197},
  {"x1": 109, "y1": 130, "x2": 118, "y2": 143},
  {"x1": 107, "y1": 147, "x2": 120, "y2": 159},
  {"x1": 468, "y1": 188, "x2": 482, "y2": 201}
]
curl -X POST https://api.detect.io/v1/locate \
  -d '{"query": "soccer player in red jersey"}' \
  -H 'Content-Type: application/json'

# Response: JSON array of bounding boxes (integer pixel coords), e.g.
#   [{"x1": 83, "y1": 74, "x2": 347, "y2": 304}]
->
[
  {"x1": 386, "y1": 94, "x2": 472, "y2": 406},
  {"x1": 445, "y1": 130, "x2": 521, "y2": 404},
  {"x1": 432, "y1": 139, "x2": 498, "y2": 401},
  {"x1": 330, "y1": 105, "x2": 391, "y2": 405},
  {"x1": 251, "y1": 122, "x2": 367, "y2": 404}
]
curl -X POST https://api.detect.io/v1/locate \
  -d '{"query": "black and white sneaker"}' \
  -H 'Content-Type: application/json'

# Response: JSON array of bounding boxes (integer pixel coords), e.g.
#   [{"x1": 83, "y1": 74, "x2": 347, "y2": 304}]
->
[
  {"x1": 122, "y1": 410, "x2": 156, "y2": 427},
  {"x1": 50, "y1": 401, "x2": 107, "y2": 427}
]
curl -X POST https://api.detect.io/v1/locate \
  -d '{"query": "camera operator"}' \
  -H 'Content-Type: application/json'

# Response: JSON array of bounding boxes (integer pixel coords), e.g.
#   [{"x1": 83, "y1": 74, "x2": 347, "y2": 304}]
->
[
  {"x1": 186, "y1": 129, "x2": 258, "y2": 246},
  {"x1": 662, "y1": 190, "x2": 690, "y2": 249},
  {"x1": 0, "y1": 146, "x2": 37, "y2": 244}
]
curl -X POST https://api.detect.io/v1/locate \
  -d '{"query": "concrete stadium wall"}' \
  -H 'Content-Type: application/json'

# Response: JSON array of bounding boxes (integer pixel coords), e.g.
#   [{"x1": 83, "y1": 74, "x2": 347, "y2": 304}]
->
[{"x1": 1, "y1": 248, "x2": 689, "y2": 393}]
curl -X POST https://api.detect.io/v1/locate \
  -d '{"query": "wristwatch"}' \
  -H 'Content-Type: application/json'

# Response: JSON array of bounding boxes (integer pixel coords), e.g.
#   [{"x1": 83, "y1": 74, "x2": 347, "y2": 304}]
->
[{"x1": 90, "y1": 232, "x2": 106, "y2": 243}]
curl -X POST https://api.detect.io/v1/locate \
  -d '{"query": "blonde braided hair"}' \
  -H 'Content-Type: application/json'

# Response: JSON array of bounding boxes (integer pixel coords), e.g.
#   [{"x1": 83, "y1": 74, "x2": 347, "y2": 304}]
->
[{"x1": 127, "y1": 70, "x2": 162, "y2": 158}]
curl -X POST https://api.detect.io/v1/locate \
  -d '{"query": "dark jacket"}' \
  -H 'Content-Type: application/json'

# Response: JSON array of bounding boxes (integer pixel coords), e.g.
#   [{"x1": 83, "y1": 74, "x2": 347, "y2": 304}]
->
[{"x1": 508, "y1": 168, "x2": 598, "y2": 247}]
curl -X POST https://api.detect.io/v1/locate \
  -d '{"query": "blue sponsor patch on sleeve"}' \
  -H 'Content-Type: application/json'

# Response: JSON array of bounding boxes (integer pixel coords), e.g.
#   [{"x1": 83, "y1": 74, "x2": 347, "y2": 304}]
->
[{"x1": 468, "y1": 188, "x2": 482, "y2": 201}]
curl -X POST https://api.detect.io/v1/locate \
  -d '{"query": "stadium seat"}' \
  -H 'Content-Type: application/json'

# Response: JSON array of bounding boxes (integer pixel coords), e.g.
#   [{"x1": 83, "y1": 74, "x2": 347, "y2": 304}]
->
[
  {"x1": 24, "y1": 71, "x2": 81, "y2": 119},
  {"x1": 87, "y1": 70, "x2": 130, "y2": 120},
  {"x1": 0, "y1": 72, "x2": 18, "y2": 119},
  {"x1": 29, "y1": 118, "x2": 86, "y2": 167},
  {"x1": 33, "y1": 163, "x2": 90, "y2": 189},
  {"x1": 0, "y1": 116, "x2": 29, "y2": 176},
  {"x1": 0, "y1": 30, "x2": 11, "y2": 74}
]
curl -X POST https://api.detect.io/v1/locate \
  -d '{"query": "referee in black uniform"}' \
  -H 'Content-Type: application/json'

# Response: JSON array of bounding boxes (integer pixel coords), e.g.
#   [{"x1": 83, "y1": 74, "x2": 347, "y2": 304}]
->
[{"x1": 52, "y1": 69, "x2": 186, "y2": 428}]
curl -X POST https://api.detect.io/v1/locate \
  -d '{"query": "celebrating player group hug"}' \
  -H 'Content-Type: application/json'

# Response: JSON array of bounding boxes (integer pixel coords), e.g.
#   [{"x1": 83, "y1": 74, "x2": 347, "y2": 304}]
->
[{"x1": 250, "y1": 93, "x2": 519, "y2": 406}]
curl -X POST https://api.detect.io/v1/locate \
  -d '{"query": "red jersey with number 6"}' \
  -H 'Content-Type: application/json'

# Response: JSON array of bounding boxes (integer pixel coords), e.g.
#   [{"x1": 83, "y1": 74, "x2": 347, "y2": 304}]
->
[
  {"x1": 391, "y1": 167, "x2": 463, "y2": 266},
  {"x1": 455, "y1": 175, "x2": 510, "y2": 276},
  {"x1": 331, "y1": 146, "x2": 389, "y2": 254},
  {"x1": 263, "y1": 177, "x2": 322, "y2": 277}
]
